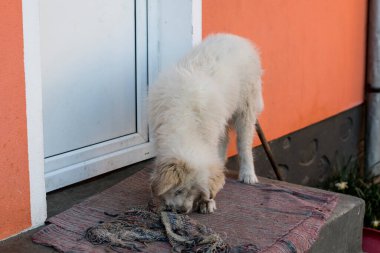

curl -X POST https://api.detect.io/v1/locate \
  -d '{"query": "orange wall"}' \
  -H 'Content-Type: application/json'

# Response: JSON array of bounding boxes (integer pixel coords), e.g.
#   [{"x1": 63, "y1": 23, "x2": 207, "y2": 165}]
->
[
  {"x1": 0, "y1": 0, "x2": 31, "y2": 239},
  {"x1": 203, "y1": 0, "x2": 367, "y2": 156}
]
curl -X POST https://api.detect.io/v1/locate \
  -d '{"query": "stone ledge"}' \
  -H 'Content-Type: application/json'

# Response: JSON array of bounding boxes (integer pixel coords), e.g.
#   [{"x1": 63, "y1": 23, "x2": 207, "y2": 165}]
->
[
  {"x1": 309, "y1": 193, "x2": 364, "y2": 253},
  {"x1": 258, "y1": 176, "x2": 365, "y2": 253}
]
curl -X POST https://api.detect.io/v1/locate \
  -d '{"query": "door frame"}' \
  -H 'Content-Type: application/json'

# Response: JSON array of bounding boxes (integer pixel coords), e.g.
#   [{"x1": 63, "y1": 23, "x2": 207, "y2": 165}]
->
[{"x1": 22, "y1": 0, "x2": 202, "y2": 229}]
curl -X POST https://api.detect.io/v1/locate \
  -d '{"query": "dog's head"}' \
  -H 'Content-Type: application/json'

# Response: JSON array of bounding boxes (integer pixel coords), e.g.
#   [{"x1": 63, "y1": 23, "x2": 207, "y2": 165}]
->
[{"x1": 150, "y1": 160, "x2": 209, "y2": 213}]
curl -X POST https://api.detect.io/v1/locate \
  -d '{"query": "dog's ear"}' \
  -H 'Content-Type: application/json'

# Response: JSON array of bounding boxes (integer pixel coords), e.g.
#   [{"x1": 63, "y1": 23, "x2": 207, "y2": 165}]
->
[
  {"x1": 150, "y1": 161, "x2": 188, "y2": 196},
  {"x1": 208, "y1": 166, "x2": 225, "y2": 199}
]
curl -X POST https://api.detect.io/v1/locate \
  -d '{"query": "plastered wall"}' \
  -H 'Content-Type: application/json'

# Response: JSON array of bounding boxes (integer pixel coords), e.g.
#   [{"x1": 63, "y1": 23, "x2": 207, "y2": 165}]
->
[
  {"x1": 0, "y1": 0, "x2": 31, "y2": 240},
  {"x1": 203, "y1": 0, "x2": 367, "y2": 156}
]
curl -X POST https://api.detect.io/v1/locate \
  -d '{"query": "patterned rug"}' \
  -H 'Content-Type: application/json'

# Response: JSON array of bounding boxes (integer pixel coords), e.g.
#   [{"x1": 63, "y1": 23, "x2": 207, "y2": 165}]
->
[{"x1": 32, "y1": 170, "x2": 338, "y2": 252}]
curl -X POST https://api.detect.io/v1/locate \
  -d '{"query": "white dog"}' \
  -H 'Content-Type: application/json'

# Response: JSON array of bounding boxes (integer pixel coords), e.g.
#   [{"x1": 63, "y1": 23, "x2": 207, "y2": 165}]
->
[{"x1": 148, "y1": 33, "x2": 263, "y2": 214}]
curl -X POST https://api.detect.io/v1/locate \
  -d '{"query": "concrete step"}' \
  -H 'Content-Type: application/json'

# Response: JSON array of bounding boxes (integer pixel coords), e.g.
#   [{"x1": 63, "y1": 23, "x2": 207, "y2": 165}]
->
[
  {"x1": 255, "y1": 174, "x2": 365, "y2": 253},
  {"x1": 226, "y1": 170, "x2": 366, "y2": 253},
  {"x1": 309, "y1": 192, "x2": 365, "y2": 253},
  {"x1": 0, "y1": 162, "x2": 366, "y2": 253}
]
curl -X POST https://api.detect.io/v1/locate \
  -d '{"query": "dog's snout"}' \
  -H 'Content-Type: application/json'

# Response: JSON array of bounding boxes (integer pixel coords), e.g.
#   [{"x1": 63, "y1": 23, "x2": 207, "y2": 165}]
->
[
  {"x1": 177, "y1": 207, "x2": 189, "y2": 214},
  {"x1": 164, "y1": 204, "x2": 189, "y2": 213},
  {"x1": 165, "y1": 204, "x2": 174, "y2": 211}
]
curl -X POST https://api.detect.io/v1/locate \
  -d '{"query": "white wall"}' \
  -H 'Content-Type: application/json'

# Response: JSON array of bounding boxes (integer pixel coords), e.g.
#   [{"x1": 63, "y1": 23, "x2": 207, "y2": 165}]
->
[{"x1": 148, "y1": 0, "x2": 202, "y2": 82}]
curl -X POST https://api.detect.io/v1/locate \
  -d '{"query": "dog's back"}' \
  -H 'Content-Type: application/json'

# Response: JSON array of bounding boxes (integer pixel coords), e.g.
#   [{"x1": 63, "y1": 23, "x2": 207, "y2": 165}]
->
[{"x1": 149, "y1": 33, "x2": 263, "y2": 165}]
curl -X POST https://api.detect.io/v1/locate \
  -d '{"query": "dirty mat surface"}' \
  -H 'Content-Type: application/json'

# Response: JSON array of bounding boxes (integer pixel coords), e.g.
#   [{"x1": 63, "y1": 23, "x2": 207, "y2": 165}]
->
[{"x1": 33, "y1": 170, "x2": 338, "y2": 252}]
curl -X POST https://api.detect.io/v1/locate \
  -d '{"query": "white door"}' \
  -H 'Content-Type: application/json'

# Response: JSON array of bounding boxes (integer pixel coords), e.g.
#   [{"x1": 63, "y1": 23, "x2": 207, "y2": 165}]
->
[{"x1": 40, "y1": 0, "x2": 153, "y2": 191}]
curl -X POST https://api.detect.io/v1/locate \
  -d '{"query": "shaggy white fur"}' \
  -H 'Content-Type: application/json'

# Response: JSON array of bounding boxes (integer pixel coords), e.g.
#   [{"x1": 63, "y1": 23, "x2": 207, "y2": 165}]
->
[{"x1": 148, "y1": 33, "x2": 263, "y2": 214}]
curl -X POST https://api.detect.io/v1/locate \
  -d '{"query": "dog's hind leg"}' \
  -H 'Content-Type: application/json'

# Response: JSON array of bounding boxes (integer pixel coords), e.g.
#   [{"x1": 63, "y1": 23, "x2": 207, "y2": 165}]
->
[
  {"x1": 233, "y1": 105, "x2": 259, "y2": 184},
  {"x1": 218, "y1": 126, "x2": 230, "y2": 163}
]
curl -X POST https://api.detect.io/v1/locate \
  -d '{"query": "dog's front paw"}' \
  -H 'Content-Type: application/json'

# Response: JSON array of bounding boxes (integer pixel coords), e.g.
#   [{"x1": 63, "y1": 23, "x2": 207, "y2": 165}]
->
[
  {"x1": 199, "y1": 199, "x2": 216, "y2": 214},
  {"x1": 239, "y1": 172, "x2": 259, "y2": 185}
]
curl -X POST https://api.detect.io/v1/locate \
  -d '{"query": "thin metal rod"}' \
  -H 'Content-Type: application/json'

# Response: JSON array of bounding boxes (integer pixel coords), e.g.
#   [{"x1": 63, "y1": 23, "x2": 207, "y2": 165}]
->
[{"x1": 255, "y1": 121, "x2": 283, "y2": 181}]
